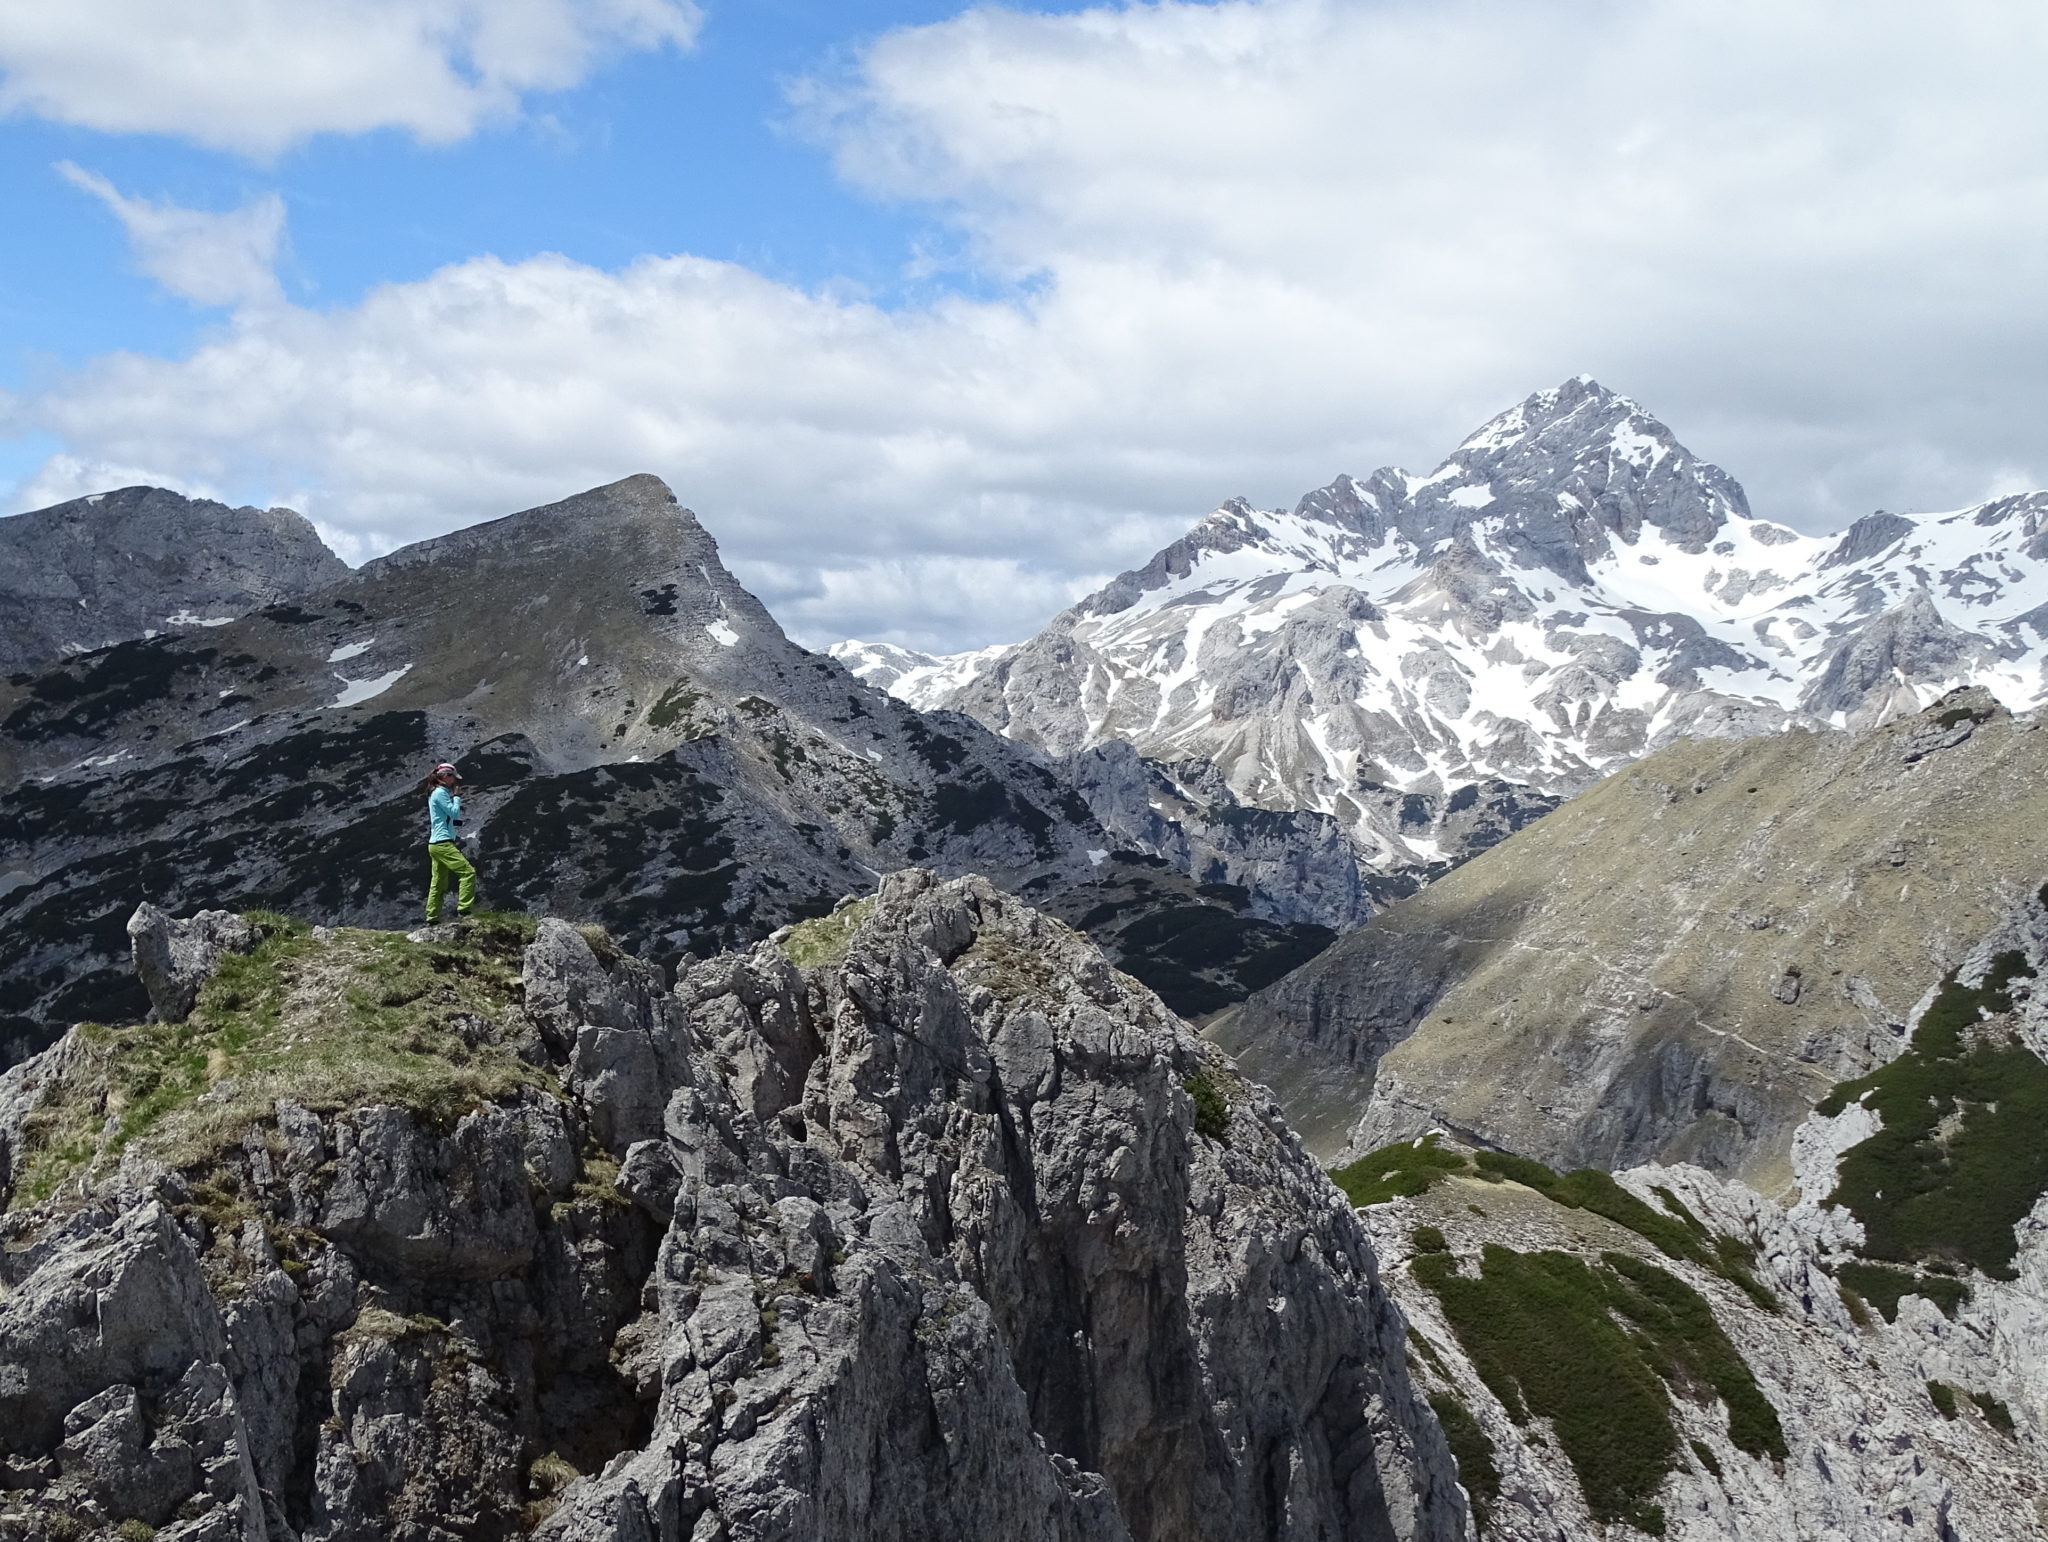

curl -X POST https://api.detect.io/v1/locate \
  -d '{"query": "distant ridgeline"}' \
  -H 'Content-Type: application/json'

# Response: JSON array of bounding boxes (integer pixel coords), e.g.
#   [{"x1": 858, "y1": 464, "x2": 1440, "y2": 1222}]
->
[{"x1": 0, "y1": 476, "x2": 1336, "y2": 1063}]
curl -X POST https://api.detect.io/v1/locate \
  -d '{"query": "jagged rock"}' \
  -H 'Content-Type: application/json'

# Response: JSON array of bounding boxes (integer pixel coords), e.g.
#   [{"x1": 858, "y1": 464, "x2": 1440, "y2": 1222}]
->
[
  {"x1": 0, "y1": 884, "x2": 1462, "y2": 1541},
  {"x1": 128, "y1": 902, "x2": 260, "y2": 1022}
]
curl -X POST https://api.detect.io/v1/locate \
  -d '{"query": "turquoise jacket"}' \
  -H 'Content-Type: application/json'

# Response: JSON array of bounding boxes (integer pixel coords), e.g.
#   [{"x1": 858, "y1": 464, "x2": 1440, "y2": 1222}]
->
[{"x1": 428, "y1": 786, "x2": 462, "y2": 844}]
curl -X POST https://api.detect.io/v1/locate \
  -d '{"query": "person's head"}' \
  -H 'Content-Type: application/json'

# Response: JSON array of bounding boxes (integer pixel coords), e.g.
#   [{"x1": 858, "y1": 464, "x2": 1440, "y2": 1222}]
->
[{"x1": 421, "y1": 762, "x2": 462, "y2": 795}]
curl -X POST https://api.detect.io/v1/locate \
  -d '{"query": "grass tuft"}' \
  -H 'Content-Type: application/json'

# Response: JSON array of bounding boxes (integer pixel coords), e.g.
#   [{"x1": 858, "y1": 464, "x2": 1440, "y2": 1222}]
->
[{"x1": 779, "y1": 896, "x2": 876, "y2": 969}]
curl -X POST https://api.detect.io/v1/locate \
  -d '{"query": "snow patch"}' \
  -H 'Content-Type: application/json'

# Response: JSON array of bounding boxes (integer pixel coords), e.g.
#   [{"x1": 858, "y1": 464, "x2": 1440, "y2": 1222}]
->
[
  {"x1": 1446, "y1": 486, "x2": 1495, "y2": 509},
  {"x1": 327, "y1": 665, "x2": 412, "y2": 709},
  {"x1": 1087, "y1": 849, "x2": 1109, "y2": 866},
  {"x1": 326, "y1": 639, "x2": 374, "y2": 663},
  {"x1": 705, "y1": 621, "x2": 739, "y2": 648},
  {"x1": 166, "y1": 611, "x2": 238, "y2": 627}
]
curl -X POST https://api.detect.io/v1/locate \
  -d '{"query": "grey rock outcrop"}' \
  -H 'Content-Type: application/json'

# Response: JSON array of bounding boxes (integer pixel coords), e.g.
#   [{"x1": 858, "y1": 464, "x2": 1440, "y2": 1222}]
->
[
  {"x1": 0, "y1": 485, "x2": 348, "y2": 675},
  {"x1": 0, "y1": 882, "x2": 1463, "y2": 1541},
  {"x1": 128, "y1": 902, "x2": 259, "y2": 1022}
]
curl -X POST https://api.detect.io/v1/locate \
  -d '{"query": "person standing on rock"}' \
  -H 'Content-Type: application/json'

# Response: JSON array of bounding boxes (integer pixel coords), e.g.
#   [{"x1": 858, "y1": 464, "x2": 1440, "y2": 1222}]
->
[{"x1": 421, "y1": 762, "x2": 477, "y2": 924}]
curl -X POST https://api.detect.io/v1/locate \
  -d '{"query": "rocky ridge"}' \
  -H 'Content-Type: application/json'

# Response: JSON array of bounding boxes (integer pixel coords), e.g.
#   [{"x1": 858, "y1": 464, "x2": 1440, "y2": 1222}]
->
[
  {"x1": 840, "y1": 379, "x2": 2048, "y2": 877},
  {"x1": 0, "y1": 875, "x2": 1463, "y2": 1542},
  {"x1": 1212, "y1": 688, "x2": 2048, "y2": 1189},
  {"x1": 0, "y1": 486, "x2": 349, "y2": 677}
]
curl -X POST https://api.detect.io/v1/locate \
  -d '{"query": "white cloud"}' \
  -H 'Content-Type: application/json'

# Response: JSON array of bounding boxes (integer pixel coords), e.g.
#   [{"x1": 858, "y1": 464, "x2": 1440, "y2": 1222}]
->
[
  {"x1": 58, "y1": 163, "x2": 285, "y2": 308},
  {"x1": 7, "y1": 0, "x2": 2048, "y2": 651},
  {"x1": 0, "y1": 0, "x2": 700, "y2": 155}
]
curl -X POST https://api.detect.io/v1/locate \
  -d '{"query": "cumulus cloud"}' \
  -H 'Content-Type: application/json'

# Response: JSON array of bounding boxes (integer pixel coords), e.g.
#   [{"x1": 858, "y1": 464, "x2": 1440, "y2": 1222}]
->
[
  {"x1": 8, "y1": 0, "x2": 2048, "y2": 650},
  {"x1": 58, "y1": 163, "x2": 286, "y2": 308},
  {"x1": 0, "y1": 0, "x2": 700, "y2": 154}
]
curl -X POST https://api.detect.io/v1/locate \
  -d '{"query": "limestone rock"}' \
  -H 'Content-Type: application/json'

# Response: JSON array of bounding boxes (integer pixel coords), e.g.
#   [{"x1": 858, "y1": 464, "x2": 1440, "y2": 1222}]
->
[
  {"x1": 0, "y1": 878, "x2": 1462, "y2": 1541},
  {"x1": 128, "y1": 902, "x2": 260, "y2": 1022}
]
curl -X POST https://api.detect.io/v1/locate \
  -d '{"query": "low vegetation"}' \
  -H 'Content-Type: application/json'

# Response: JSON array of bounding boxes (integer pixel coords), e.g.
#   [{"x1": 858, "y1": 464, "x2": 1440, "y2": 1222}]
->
[
  {"x1": 1330, "y1": 1132, "x2": 1469, "y2": 1206},
  {"x1": 1332, "y1": 1138, "x2": 1776, "y2": 1308},
  {"x1": 7, "y1": 910, "x2": 551, "y2": 1208},
  {"x1": 779, "y1": 896, "x2": 876, "y2": 968},
  {"x1": 1412, "y1": 1243, "x2": 1785, "y2": 1536},
  {"x1": 1426, "y1": 1391, "x2": 1501, "y2": 1535},
  {"x1": 1833, "y1": 1261, "x2": 1970, "y2": 1322},
  {"x1": 1818, "y1": 950, "x2": 2048, "y2": 1279}
]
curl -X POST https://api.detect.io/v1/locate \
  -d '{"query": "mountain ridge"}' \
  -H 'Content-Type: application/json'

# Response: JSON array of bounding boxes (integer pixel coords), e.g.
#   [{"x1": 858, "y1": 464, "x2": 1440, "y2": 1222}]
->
[{"x1": 838, "y1": 379, "x2": 2048, "y2": 878}]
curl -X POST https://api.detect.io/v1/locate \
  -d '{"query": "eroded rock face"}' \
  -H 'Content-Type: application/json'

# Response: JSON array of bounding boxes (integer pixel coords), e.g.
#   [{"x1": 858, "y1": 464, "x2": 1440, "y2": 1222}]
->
[
  {"x1": 0, "y1": 485, "x2": 349, "y2": 677},
  {"x1": 0, "y1": 879, "x2": 1462, "y2": 1542}
]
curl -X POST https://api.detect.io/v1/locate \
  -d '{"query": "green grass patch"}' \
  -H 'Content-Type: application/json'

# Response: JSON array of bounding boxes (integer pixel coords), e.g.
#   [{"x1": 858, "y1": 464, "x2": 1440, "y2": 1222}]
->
[
  {"x1": 1473, "y1": 1153, "x2": 1778, "y2": 1312},
  {"x1": 1331, "y1": 1133, "x2": 1469, "y2": 1206},
  {"x1": 1183, "y1": 1070, "x2": 1230, "y2": 1141},
  {"x1": 1820, "y1": 951, "x2": 2048, "y2": 1279},
  {"x1": 6, "y1": 912, "x2": 552, "y2": 1209},
  {"x1": 1832, "y1": 1261, "x2": 1970, "y2": 1322},
  {"x1": 779, "y1": 896, "x2": 876, "y2": 969},
  {"x1": 1427, "y1": 1392, "x2": 1501, "y2": 1535},
  {"x1": 645, "y1": 680, "x2": 709, "y2": 733},
  {"x1": 1413, "y1": 1243, "x2": 1784, "y2": 1534},
  {"x1": 1927, "y1": 1380, "x2": 1960, "y2": 1419}
]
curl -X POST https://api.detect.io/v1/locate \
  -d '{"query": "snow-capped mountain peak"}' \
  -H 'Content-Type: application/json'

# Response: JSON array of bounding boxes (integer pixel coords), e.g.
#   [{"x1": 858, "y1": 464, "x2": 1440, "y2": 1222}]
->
[{"x1": 834, "y1": 380, "x2": 2048, "y2": 868}]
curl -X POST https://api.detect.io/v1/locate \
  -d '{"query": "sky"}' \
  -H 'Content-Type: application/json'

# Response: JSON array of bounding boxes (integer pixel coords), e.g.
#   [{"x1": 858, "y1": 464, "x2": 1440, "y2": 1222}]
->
[{"x1": 1, "y1": 0, "x2": 2044, "y2": 653}]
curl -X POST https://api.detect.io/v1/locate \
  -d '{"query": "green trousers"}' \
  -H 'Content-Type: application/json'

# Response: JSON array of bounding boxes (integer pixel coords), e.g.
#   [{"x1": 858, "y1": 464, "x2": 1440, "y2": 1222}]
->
[{"x1": 425, "y1": 840, "x2": 477, "y2": 922}]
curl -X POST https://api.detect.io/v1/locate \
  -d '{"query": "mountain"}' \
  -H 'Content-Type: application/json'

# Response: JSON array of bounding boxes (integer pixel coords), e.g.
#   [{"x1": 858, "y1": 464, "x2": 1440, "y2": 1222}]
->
[
  {"x1": 827, "y1": 637, "x2": 1008, "y2": 704},
  {"x1": 0, "y1": 475, "x2": 1320, "y2": 1062},
  {"x1": 1211, "y1": 688, "x2": 2048, "y2": 1192},
  {"x1": 839, "y1": 378, "x2": 2048, "y2": 876},
  {"x1": 1348, "y1": 875, "x2": 2048, "y2": 1540},
  {"x1": 0, "y1": 485, "x2": 349, "y2": 676},
  {"x1": 0, "y1": 876, "x2": 1463, "y2": 1541}
]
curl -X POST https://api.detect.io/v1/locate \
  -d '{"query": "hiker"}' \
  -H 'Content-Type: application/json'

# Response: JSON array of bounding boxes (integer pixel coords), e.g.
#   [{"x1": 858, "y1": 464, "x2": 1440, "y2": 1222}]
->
[{"x1": 421, "y1": 761, "x2": 477, "y2": 924}]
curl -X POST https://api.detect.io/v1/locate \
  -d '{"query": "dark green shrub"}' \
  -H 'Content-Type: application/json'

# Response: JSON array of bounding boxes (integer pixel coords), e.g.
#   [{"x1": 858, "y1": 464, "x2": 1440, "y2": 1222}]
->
[
  {"x1": 1689, "y1": 1440, "x2": 1722, "y2": 1479},
  {"x1": 1427, "y1": 1392, "x2": 1501, "y2": 1535},
  {"x1": 1976, "y1": 1394, "x2": 2016, "y2": 1437},
  {"x1": 1412, "y1": 1224, "x2": 1450, "y2": 1254},
  {"x1": 1821, "y1": 951, "x2": 2048, "y2": 1279},
  {"x1": 1330, "y1": 1133, "x2": 1468, "y2": 1206},
  {"x1": 1183, "y1": 1071, "x2": 1230, "y2": 1141},
  {"x1": 1927, "y1": 1381, "x2": 1960, "y2": 1419}
]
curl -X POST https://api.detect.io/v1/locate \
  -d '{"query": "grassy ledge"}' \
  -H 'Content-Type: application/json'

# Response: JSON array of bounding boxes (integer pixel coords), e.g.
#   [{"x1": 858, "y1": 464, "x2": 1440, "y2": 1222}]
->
[
  {"x1": 8, "y1": 911, "x2": 550, "y2": 1209},
  {"x1": 1331, "y1": 1137, "x2": 1777, "y2": 1309},
  {"x1": 778, "y1": 896, "x2": 876, "y2": 969}
]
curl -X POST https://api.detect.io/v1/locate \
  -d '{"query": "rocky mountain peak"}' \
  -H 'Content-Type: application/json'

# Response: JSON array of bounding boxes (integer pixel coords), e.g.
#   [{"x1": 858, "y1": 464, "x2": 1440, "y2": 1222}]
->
[{"x1": 0, "y1": 484, "x2": 349, "y2": 676}]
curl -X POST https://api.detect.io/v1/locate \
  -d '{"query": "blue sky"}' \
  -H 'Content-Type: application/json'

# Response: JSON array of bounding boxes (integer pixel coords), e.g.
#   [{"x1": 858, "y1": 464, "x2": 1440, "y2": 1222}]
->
[{"x1": 2, "y1": 0, "x2": 2045, "y2": 650}]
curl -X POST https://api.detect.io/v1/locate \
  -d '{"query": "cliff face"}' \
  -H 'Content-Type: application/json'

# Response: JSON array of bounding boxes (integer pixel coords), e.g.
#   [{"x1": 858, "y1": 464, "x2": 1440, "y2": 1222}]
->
[
  {"x1": 0, "y1": 874, "x2": 1462, "y2": 1542},
  {"x1": 1214, "y1": 689, "x2": 2048, "y2": 1190},
  {"x1": 0, "y1": 486, "x2": 349, "y2": 676}
]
